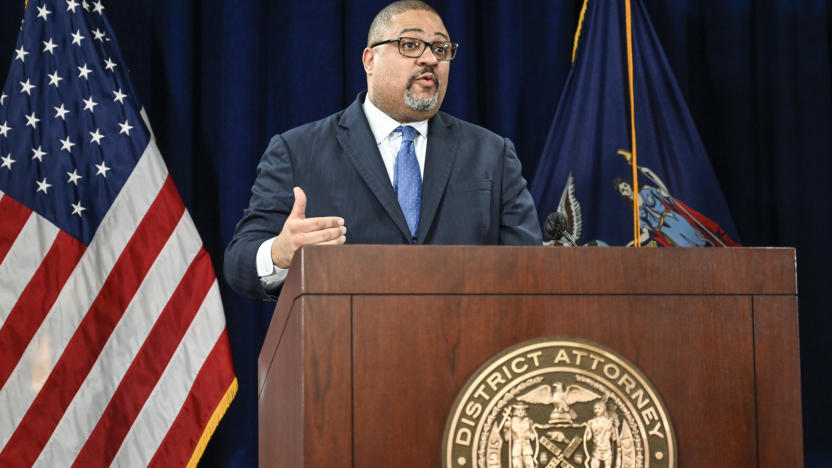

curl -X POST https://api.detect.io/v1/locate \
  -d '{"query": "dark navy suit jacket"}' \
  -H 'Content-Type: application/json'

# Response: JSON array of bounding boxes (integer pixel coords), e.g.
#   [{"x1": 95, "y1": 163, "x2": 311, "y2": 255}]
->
[{"x1": 224, "y1": 94, "x2": 542, "y2": 300}]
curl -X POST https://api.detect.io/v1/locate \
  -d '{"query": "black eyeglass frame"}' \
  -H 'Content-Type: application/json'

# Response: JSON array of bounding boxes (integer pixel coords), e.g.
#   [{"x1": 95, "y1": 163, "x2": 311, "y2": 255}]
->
[{"x1": 370, "y1": 36, "x2": 459, "y2": 61}]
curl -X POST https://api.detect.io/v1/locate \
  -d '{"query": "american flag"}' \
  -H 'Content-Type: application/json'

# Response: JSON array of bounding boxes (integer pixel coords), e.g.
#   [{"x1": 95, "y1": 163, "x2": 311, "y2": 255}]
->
[{"x1": 0, "y1": 1, "x2": 236, "y2": 466}]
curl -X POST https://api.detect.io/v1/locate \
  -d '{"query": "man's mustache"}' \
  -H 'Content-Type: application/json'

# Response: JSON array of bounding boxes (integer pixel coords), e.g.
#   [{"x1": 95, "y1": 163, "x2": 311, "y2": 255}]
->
[{"x1": 407, "y1": 68, "x2": 440, "y2": 87}]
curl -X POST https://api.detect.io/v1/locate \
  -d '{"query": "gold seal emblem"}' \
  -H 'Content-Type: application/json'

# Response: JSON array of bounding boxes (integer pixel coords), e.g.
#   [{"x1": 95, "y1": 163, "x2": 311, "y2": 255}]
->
[{"x1": 442, "y1": 338, "x2": 676, "y2": 468}]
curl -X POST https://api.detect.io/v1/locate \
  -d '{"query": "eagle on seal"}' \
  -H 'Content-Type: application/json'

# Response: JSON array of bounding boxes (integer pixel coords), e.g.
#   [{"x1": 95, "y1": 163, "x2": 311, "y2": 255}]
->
[{"x1": 517, "y1": 382, "x2": 600, "y2": 424}]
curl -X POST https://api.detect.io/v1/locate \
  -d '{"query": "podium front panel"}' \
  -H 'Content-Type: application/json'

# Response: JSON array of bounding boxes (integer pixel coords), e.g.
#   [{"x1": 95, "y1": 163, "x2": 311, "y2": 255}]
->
[{"x1": 352, "y1": 295, "x2": 756, "y2": 468}]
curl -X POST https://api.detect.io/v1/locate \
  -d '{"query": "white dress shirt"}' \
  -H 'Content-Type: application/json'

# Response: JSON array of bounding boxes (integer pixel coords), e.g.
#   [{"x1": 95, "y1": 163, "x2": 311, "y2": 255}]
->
[
  {"x1": 362, "y1": 96, "x2": 428, "y2": 181},
  {"x1": 255, "y1": 97, "x2": 429, "y2": 290}
]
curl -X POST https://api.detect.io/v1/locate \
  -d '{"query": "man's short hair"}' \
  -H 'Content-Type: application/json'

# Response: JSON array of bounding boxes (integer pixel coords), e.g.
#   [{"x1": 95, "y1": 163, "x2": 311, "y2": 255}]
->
[{"x1": 367, "y1": 1, "x2": 441, "y2": 47}]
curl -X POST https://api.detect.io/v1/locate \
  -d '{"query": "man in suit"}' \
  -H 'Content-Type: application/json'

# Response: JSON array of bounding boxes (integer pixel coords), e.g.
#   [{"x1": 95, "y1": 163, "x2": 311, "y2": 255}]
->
[{"x1": 224, "y1": 0, "x2": 542, "y2": 300}]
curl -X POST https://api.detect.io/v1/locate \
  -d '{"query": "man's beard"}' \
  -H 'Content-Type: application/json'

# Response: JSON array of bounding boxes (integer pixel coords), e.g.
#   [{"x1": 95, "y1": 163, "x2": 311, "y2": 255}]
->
[{"x1": 404, "y1": 69, "x2": 440, "y2": 112}]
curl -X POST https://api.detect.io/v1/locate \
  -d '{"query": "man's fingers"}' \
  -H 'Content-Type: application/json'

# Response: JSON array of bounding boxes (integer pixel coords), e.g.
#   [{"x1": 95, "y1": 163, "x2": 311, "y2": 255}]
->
[
  {"x1": 289, "y1": 216, "x2": 344, "y2": 233},
  {"x1": 300, "y1": 226, "x2": 347, "y2": 245},
  {"x1": 315, "y1": 236, "x2": 347, "y2": 245},
  {"x1": 288, "y1": 187, "x2": 307, "y2": 220}
]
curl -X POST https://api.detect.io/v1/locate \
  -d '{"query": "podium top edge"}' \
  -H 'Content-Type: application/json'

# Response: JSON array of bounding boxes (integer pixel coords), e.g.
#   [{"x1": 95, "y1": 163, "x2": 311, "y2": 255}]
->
[{"x1": 283, "y1": 245, "x2": 797, "y2": 297}]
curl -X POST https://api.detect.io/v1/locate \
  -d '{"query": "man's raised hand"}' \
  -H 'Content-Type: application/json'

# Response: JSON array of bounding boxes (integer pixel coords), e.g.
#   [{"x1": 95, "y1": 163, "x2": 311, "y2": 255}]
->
[{"x1": 271, "y1": 187, "x2": 346, "y2": 268}]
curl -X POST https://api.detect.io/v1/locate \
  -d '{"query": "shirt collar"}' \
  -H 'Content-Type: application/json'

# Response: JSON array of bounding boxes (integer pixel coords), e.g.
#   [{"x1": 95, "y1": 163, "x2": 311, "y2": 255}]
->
[{"x1": 362, "y1": 95, "x2": 429, "y2": 144}]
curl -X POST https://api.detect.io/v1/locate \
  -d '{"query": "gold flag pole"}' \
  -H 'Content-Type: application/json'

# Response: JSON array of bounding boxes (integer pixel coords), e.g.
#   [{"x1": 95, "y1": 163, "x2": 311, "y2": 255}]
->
[{"x1": 624, "y1": 0, "x2": 641, "y2": 247}]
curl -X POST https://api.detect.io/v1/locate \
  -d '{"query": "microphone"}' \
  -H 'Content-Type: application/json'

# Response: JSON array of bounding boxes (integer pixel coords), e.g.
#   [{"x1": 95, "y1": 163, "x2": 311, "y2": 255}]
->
[{"x1": 543, "y1": 212, "x2": 576, "y2": 247}]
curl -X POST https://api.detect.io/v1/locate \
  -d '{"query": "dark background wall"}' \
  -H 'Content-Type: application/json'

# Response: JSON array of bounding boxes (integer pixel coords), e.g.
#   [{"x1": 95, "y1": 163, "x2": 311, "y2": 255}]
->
[{"x1": 1, "y1": 1, "x2": 828, "y2": 466}]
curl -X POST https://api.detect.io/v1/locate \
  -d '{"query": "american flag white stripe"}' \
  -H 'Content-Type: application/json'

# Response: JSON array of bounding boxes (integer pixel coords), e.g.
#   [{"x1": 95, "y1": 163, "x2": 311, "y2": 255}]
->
[
  {"x1": 33, "y1": 210, "x2": 203, "y2": 467},
  {"x1": 111, "y1": 283, "x2": 225, "y2": 467},
  {"x1": 0, "y1": 140, "x2": 167, "y2": 448},
  {"x1": 0, "y1": 212, "x2": 59, "y2": 317}
]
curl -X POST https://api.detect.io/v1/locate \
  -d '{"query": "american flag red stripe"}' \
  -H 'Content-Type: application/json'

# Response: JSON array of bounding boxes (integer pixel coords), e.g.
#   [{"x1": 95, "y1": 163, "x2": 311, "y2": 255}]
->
[
  {"x1": 0, "y1": 195, "x2": 30, "y2": 262},
  {"x1": 0, "y1": 231, "x2": 85, "y2": 388},
  {"x1": 73, "y1": 248, "x2": 217, "y2": 467},
  {"x1": 149, "y1": 331, "x2": 237, "y2": 468}
]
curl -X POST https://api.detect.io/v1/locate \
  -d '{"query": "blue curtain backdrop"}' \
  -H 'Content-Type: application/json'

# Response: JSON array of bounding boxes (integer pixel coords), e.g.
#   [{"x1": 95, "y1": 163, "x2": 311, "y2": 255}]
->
[{"x1": 1, "y1": 1, "x2": 829, "y2": 466}]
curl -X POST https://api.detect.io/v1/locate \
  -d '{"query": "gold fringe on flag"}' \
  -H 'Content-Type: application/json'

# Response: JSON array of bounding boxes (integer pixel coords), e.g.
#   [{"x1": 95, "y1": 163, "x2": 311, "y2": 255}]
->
[{"x1": 186, "y1": 377, "x2": 239, "y2": 468}]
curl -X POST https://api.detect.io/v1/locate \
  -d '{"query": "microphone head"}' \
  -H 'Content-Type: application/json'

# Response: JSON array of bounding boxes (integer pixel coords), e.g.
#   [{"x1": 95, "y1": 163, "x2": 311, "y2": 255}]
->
[{"x1": 543, "y1": 211, "x2": 568, "y2": 241}]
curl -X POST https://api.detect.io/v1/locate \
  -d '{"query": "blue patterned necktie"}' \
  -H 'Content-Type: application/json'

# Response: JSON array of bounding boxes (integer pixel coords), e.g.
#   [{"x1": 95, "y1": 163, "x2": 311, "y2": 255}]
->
[{"x1": 394, "y1": 125, "x2": 421, "y2": 239}]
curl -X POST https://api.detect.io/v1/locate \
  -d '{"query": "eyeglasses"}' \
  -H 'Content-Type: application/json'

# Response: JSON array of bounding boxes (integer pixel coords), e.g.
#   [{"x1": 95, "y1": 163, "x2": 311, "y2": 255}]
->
[{"x1": 370, "y1": 37, "x2": 459, "y2": 61}]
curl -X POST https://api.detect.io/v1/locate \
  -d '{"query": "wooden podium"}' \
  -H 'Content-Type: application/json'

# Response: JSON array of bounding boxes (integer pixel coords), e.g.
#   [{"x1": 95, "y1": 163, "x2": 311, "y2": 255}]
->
[{"x1": 257, "y1": 246, "x2": 801, "y2": 467}]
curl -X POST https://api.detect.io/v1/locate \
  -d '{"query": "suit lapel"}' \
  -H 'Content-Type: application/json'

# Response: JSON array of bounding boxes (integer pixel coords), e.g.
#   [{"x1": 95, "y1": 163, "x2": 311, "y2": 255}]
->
[
  {"x1": 417, "y1": 112, "x2": 458, "y2": 243},
  {"x1": 336, "y1": 96, "x2": 412, "y2": 240}
]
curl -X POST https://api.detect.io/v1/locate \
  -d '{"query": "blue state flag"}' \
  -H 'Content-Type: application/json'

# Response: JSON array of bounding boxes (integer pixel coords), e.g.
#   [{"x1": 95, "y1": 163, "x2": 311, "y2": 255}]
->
[{"x1": 530, "y1": 0, "x2": 739, "y2": 247}]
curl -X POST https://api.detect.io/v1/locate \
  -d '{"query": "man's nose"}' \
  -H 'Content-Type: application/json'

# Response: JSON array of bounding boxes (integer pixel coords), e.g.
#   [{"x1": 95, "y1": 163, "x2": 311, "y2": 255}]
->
[{"x1": 417, "y1": 47, "x2": 439, "y2": 66}]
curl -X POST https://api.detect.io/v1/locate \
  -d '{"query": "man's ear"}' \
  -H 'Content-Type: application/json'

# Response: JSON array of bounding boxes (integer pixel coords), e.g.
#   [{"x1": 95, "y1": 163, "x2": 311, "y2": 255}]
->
[{"x1": 362, "y1": 48, "x2": 375, "y2": 74}]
